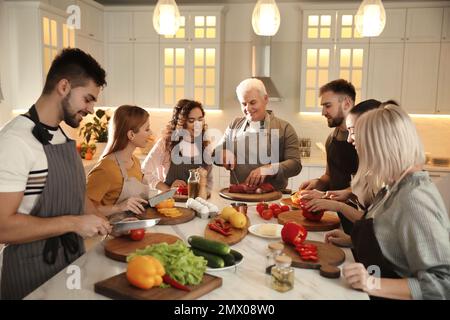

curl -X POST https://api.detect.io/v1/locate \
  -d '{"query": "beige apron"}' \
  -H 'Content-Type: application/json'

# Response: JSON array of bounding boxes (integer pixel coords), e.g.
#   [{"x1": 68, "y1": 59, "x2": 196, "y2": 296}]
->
[{"x1": 108, "y1": 153, "x2": 150, "y2": 223}]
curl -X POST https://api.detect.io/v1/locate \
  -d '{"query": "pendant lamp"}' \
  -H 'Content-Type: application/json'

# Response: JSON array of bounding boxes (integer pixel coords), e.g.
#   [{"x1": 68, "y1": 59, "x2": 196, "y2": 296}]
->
[
  {"x1": 153, "y1": 0, "x2": 181, "y2": 36},
  {"x1": 251, "y1": 0, "x2": 281, "y2": 36},
  {"x1": 355, "y1": 0, "x2": 386, "y2": 37}
]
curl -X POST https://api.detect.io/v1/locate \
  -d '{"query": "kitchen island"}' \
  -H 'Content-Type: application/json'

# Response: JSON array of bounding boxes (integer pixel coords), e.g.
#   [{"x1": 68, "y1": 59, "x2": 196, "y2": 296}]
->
[{"x1": 25, "y1": 191, "x2": 369, "y2": 300}]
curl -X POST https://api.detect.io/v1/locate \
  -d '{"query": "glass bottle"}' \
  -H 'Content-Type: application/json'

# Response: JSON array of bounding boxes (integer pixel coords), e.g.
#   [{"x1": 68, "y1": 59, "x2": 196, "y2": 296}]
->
[
  {"x1": 187, "y1": 169, "x2": 200, "y2": 199},
  {"x1": 271, "y1": 255, "x2": 294, "y2": 293},
  {"x1": 265, "y1": 242, "x2": 284, "y2": 275}
]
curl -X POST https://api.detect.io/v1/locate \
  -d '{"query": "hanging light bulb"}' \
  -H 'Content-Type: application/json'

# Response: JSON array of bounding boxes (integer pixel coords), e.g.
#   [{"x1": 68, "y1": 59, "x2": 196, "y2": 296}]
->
[
  {"x1": 153, "y1": 0, "x2": 181, "y2": 36},
  {"x1": 355, "y1": 0, "x2": 386, "y2": 37},
  {"x1": 252, "y1": 0, "x2": 281, "y2": 36}
]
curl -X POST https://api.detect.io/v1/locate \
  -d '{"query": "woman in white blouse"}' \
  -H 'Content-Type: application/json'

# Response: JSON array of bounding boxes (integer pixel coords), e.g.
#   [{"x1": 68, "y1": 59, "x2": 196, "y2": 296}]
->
[{"x1": 142, "y1": 99, "x2": 213, "y2": 192}]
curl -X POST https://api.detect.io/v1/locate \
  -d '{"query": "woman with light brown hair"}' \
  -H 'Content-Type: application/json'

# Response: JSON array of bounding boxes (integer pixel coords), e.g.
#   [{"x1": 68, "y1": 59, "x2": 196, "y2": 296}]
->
[
  {"x1": 142, "y1": 99, "x2": 213, "y2": 192},
  {"x1": 325, "y1": 104, "x2": 450, "y2": 299},
  {"x1": 86, "y1": 105, "x2": 152, "y2": 219}
]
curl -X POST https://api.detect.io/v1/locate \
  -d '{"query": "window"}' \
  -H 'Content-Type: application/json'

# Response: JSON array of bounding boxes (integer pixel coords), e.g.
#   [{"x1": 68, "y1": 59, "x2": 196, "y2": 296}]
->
[{"x1": 160, "y1": 10, "x2": 222, "y2": 109}]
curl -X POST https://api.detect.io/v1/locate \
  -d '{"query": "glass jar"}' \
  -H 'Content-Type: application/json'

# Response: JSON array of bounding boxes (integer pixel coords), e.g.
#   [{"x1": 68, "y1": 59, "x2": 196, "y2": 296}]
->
[
  {"x1": 271, "y1": 255, "x2": 294, "y2": 293},
  {"x1": 187, "y1": 169, "x2": 200, "y2": 199},
  {"x1": 265, "y1": 242, "x2": 284, "y2": 275}
]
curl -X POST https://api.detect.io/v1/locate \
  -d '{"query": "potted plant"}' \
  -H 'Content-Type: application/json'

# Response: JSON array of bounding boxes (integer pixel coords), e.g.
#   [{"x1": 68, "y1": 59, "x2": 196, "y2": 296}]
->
[{"x1": 78, "y1": 109, "x2": 110, "y2": 159}]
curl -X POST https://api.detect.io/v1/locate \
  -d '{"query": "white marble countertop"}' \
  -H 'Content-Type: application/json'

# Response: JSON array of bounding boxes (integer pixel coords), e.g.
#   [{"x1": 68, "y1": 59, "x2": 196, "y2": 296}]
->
[{"x1": 25, "y1": 191, "x2": 368, "y2": 300}]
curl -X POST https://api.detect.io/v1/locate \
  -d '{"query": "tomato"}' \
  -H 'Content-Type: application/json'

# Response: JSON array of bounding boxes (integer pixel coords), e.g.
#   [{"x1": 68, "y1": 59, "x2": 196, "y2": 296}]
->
[
  {"x1": 260, "y1": 209, "x2": 273, "y2": 220},
  {"x1": 273, "y1": 208, "x2": 282, "y2": 218},
  {"x1": 256, "y1": 202, "x2": 268, "y2": 214},
  {"x1": 129, "y1": 228, "x2": 145, "y2": 241},
  {"x1": 280, "y1": 205, "x2": 290, "y2": 212},
  {"x1": 269, "y1": 203, "x2": 280, "y2": 211}
]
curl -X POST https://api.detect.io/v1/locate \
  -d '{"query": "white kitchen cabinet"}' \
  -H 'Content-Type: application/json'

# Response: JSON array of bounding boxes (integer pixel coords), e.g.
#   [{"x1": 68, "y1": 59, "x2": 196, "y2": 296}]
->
[
  {"x1": 405, "y1": 7, "x2": 443, "y2": 42},
  {"x1": 77, "y1": 0, "x2": 104, "y2": 41},
  {"x1": 401, "y1": 42, "x2": 440, "y2": 114},
  {"x1": 105, "y1": 43, "x2": 133, "y2": 105},
  {"x1": 106, "y1": 10, "x2": 158, "y2": 43},
  {"x1": 367, "y1": 43, "x2": 404, "y2": 103},
  {"x1": 370, "y1": 9, "x2": 406, "y2": 43},
  {"x1": 105, "y1": 42, "x2": 159, "y2": 108},
  {"x1": 437, "y1": 42, "x2": 450, "y2": 114},
  {"x1": 134, "y1": 43, "x2": 160, "y2": 108},
  {"x1": 443, "y1": 7, "x2": 450, "y2": 42}
]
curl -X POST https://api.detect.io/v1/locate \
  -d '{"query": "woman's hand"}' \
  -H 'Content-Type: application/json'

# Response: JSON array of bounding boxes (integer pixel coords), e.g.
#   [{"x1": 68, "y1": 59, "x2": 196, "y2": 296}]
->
[
  {"x1": 343, "y1": 263, "x2": 376, "y2": 293},
  {"x1": 306, "y1": 198, "x2": 342, "y2": 212},
  {"x1": 299, "y1": 189, "x2": 325, "y2": 200},
  {"x1": 325, "y1": 229, "x2": 352, "y2": 247},
  {"x1": 324, "y1": 189, "x2": 353, "y2": 202},
  {"x1": 118, "y1": 197, "x2": 148, "y2": 215},
  {"x1": 171, "y1": 180, "x2": 187, "y2": 188}
]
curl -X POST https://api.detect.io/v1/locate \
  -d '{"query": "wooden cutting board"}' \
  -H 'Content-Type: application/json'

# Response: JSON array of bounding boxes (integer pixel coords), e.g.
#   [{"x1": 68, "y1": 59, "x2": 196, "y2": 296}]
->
[
  {"x1": 95, "y1": 273, "x2": 222, "y2": 300},
  {"x1": 173, "y1": 192, "x2": 211, "y2": 203},
  {"x1": 104, "y1": 233, "x2": 181, "y2": 262},
  {"x1": 280, "y1": 197, "x2": 300, "y2": 209},
  {"x1": 219, "y1": 188, "x2": 282, "y2": 202},
  {"x1": 204, "y1": 215, "x2": 251, "y2": 245},
  {"x1": 282, "y1": 240, "x2": 345, "y2": 278},
  {"x1": 141, "y1": 207, "x2": 195, "y2": 225},
  {"x1": 277, "y1": 210, "x2": 341, "y2": 232}
]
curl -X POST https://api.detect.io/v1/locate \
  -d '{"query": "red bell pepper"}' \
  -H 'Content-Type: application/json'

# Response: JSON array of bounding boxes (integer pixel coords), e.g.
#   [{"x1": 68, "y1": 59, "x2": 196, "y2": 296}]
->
[
  {"x1": 162, "y1": 274, "x2": 191, "y2": 291},
  {"x1": 299, "y1": 199, "x2": 324, "y2": 222},
  {"x1": 281, "y1": 222, "x2": 308, "y2": 246},
  {"x1": 208, "y1": 223, "x2": 231, "y2": 236}
]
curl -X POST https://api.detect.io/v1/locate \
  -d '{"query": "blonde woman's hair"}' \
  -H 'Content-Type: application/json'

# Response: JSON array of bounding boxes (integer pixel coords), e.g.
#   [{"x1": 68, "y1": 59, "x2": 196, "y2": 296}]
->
[
  {"x1": 236, "y1": 78, "x2": 267, "y2": 101},
  {"x1": 351, "y1": 104, "x2": 425, "y2": 207}
]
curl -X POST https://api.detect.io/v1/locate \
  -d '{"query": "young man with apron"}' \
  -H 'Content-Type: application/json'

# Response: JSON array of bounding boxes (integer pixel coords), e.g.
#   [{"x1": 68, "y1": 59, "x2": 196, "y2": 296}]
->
[
  {"x1": 0, "y1": 49, "x2": 110, "y2": 299},
  {"x1": 299, "y1": 79, "x2": 358, "y2": 234}
]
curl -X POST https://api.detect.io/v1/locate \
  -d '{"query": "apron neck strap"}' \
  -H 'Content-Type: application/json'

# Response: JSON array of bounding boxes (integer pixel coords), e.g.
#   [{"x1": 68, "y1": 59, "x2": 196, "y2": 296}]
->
[
  {"x1": 114, "y1": 152, "x2": 129, "y2": 180},
  {"x1": 26, "y1": 105, "x2": 70, "y2": 145}
]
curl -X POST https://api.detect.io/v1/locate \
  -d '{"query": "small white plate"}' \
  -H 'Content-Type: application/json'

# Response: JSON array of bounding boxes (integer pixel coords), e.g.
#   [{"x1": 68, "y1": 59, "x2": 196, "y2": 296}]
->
[
  {"x1": 248, "y1": 223, "x2": 283, "y2": 239},
  {"x1": 206, "y1": 253, "x2": 244, "y2": 272}
]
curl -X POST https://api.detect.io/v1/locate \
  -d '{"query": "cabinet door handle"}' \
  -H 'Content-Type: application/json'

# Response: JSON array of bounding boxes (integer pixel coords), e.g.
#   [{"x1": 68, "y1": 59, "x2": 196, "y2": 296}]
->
[{"x1": 89, "y1": 33, "x2": 94, "y2": 37}]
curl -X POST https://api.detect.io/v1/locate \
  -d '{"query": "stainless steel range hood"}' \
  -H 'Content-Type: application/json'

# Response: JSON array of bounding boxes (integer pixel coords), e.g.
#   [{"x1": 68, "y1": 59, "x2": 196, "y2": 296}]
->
[{"x1": 251, "y1": 37, "x2": 281, "y2": 102}]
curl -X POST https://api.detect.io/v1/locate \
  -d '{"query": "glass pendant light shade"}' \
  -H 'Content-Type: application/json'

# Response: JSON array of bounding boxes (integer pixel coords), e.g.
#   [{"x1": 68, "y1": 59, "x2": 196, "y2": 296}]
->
[
  {"x1": 153, "y1": 0, "x2": 181, "y2": 36},
  {"x1": 355, "y1": 0, "x2": 386, "y2": 37},
  {"x1": 252, "y1": 0, "x2": 281, "y2": 36}
]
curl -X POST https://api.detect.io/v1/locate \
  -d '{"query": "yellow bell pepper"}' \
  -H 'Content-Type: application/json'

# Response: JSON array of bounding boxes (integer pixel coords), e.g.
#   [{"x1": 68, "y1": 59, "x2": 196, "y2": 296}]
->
[
  {"x1": 291, "y1": 191, "x2": 301, "y2": 206},
  {"x1": 155, "y1": 198, "x2": 175, "y2": 209},
  {"x1": 126, "y1": 256, "x2": 165, "y2": 290}
]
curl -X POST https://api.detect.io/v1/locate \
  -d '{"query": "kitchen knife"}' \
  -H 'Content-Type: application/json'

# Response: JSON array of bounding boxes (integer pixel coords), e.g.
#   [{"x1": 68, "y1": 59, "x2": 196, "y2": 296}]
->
[
  {"x1": 111, "y1": 218, "x2": 161, "y2": 234},
  {"x1": 148, "y1": 188, "x2": 177, "y2": 208},
  {"x1": 230, "y1": 169, "x2": 240, "y2": 185}
]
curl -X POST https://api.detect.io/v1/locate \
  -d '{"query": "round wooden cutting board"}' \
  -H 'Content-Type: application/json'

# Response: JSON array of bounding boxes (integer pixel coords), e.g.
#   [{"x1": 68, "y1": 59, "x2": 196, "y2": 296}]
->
[
  {"x1": 204, "y1": 216, "x2": 251, "y2": 245},
  {"x1": 277, "y1": 210, "x2": 341, "y2": 232},
  {"x1": 141, "y1": 207, "x2": 195, "y2": 225},
  {"x1": 219, "y1": 188, "x2": 282, "y2": 202},
  {"x1": 104, "y1": 233, "x2": 182, "y2": 262},
  {"x1": 281, "y1": 240, "x2": 346, "y2": 278}
]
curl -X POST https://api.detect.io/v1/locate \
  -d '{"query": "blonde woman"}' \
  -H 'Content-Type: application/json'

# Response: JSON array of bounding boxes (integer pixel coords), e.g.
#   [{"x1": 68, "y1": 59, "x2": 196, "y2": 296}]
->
[{"x1": 325, "y1": 104, "x2": 450, "y2": 299}]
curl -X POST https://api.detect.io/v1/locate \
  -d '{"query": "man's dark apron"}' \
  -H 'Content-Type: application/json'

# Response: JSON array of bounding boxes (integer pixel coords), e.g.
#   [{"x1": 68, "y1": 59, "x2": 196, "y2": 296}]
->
[
  {"x1": 1, "y1": 105, "x2": 85, "y2": 300},
  {"x1": 326, "y1": 130, "x2": 359, "y2": 234}
]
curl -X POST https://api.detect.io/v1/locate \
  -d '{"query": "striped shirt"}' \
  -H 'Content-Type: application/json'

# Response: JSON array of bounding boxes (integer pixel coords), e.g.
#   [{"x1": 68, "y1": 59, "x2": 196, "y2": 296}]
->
[
  {"x1": 0, "y1": 115, "x2": 67, "y2": 214},
  {"x1": 368, "y1": 171, "x2": 450, "y2": 299}
]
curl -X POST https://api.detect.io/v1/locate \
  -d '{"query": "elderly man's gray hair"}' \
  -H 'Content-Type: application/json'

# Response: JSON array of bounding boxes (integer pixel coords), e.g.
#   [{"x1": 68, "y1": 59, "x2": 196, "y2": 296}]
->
[{"x1": 236, "y1": 78, "x2": 267, "y2": 100}]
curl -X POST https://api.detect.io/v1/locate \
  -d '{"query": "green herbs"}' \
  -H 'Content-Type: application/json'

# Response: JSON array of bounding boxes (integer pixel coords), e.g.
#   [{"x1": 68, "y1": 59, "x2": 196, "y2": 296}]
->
[{"x1": 127, "y1": 240, "x2": 207, "y2": 286}]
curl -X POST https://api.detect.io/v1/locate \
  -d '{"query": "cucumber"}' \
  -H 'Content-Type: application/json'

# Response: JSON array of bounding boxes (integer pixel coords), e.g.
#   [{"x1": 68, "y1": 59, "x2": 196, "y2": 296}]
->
[
  {"x1": 230, "y1": 249, "x2": 243, "y2": 262},
  {"x1": 191, "y1": 248, "x2": 225, "y2": 268},
  {"x1": 188, "y1": 235, "x2": 230, "y2": 255},
  {"x1": 220, "y1": 253, "x2": 236, "y2": 266}
]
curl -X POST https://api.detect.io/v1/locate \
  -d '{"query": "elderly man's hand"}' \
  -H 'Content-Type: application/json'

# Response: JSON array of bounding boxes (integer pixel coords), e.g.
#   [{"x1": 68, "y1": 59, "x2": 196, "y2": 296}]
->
[{"x1": 244, "y1": 164, "x2": 273, "y2": 187}]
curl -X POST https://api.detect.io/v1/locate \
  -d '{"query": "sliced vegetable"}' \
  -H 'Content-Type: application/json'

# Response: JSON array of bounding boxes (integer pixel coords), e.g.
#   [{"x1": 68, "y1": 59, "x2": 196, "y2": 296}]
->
[{"x1": 208, "y1": 223, "x2": 231, "y2": 236}]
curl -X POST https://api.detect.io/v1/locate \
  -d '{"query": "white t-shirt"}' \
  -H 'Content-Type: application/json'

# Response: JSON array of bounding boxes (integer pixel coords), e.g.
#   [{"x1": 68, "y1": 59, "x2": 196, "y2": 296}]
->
[{"x1": 0, "y1": 115, "x2": 67, "y2": 214}]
